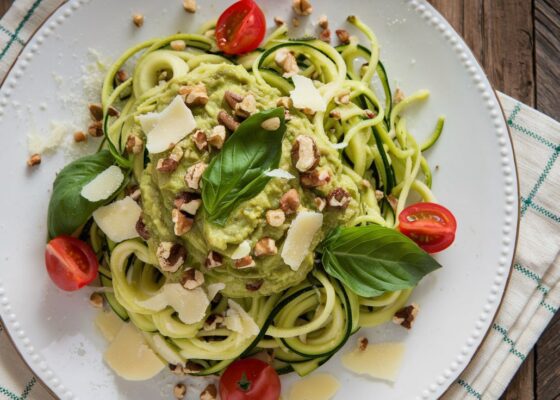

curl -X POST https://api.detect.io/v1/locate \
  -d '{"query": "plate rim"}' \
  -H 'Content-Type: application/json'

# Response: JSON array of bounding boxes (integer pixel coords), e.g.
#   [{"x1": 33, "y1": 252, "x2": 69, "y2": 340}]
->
[{"x1": 0, "y1": 0, "x2": 521, "y2": 399}]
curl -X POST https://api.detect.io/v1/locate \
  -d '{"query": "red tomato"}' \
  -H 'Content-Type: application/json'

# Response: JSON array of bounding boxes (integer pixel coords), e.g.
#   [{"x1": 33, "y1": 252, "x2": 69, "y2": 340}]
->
[
  {"x1": 45, "y1": 236, "x2": 99, "y2": 291},
  {"x1": 215, "y1": 0, "x2": 266, "y2": 55},
  {"x1": 398, "y1": 202, "x2": 457, "y2": 253},
  {"x1": 219, "y1": 358, "x2": 281, "y2": 400}
]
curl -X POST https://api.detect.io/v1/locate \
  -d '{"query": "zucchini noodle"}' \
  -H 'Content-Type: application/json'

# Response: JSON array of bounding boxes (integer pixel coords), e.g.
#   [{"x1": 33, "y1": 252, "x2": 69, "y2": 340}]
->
[{"x1": 88, "y1": 16, "x2": 444, "y2": 377}]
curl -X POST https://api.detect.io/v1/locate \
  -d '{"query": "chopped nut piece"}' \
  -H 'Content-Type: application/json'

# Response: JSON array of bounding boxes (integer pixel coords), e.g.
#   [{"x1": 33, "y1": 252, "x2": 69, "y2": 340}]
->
[
  {"x1": 27, "y1": 153, "x2": 41, "y2": 167},
  {"x1": 136, "y1": 216, "x2": 150, "y2": 240},
  {"x1": 183, "y1": 0, "x2": 197, "y2": 13},
  {"x1": 183, "y1": 84, "x2": 209, "y2": 107},
  {"x1": 192, "y1": 129, "x2": 208, "y2": 151},
  {"x1": 387, "y1": 194, "x2": 398, "y2": 211},
  {"x1": 88, "y1": 121, "x2": 103, "y2": 137},
  {"x1": 246, "y1": 280, "x2": 264, "y2": 292},
  {"x1": 393, "y1": 303, "x2": 419, "y2": 329},
  {"x1": 234, "y1": 94, "x2": 257, "y2": 119},
  {"x1": 277, "y1": 96, "x2": 292, "y2": 109},
  {"x1": 266, "y1": 209, "x2": 286, "y2": 227},
  {"x1": 88, "y1": 103, "x2": 104, "y2": 121},
  {"x1": 336, "y1": 29, "x2": 350, "y2": 44},
  {"x1": 318, "y1": 15, "x2": 329, "y2": 29},
  {"x1": 207, "y1": 125, "x2": 226, "y2": 149},
  {"x1": 314, "y1": 197, "x2": 326, "y2": 211},
  {"x1": 292, "y1": 17, "x2": 300, "y2": 28},
  {"x1": 361, "y1": 179, "x2": 372, "y2": 189},
  {"x1": 185, "y1": 162, "x2": 207, "y2": 190},
  {"x1": 394, "y1": 88, "x2": 406, "y2": 105},
  {"x1": 125, "y1": 135, "x2": 143, "y2": 155},
  {"x1": 106, "y1": 105, "x2": 120, "y2": 117},
  {"x1": 205, "y1": 251, "x2": 223, "y2": 269},
  {"x1": 335, "y1": 90, "x2": 351, "y2": 105},
  {"x1": 292, "y1": 0, "x2": 313, "y2": 16},
  {"x1": 115, "y1": 69, "x2": 128, "y2": 83},
  {"x1": 254, "y1": 238, "x2": 278, "y2": 257},
  {"x1": 170, "y1": 40, "x2": 186, "y2": 51},
  {"x1": 184, "y1": 361, "x2": 203, "y2": 374},
  {"x1": 172, "y1": 209, "x2": 194, "y2": 236},
  {"x1": 375, "y1": 190, "x2": 384, "y2": 201},
  {"x1": 173, "y1": 383, "x2": 186, "y2": 399},
  {"x1": 300, "y1": 169, "x2": 331, "y2": 188},
  {"x1": 223, "y1": 90, "x2": 244, "y2": 109},
  {"x1": 261, "y1": 117, "x2": 281, "y2": 131},
  {"x1": 200, "y1": 384, "x2": 218, "y2": 400},
  {"x1": 168, "y1": 363, "x2": 184, "y2": 376},
  {"x1": 327, "y1": 188, "x2": 351, "y2": 210},
  {"x1": 203, "y1": 314, "x2": 224, "y2": 331},
  {"x1": 73, "y1": 131, "x2": 87, "y2": 143},
  {"x1": 156, "y1": 158, "x2": 179, "y2": 173},
  {"x1": 156, "y1": 242, "x2": 186, "y2": 273},
  {"x1": 280, "y1": 189, "x2": 300, "y2": 214},
  {"x1": 235, "y1": 256, "x2": 256, "y2": 269},
  {"x1": 126, "y1": 185, "x2": 141, "y2": 201},
  {"x1": 319, "y1": 28, "x2": 331, "y2": 43},
  {"x1": 89, "y1": 292, "x2": 104, "y2": 308},
  {"x1": 218, "y1": 110, "x2": 240, "y2": 132},
  {"x1": 174, "y1": 192, "x2": 202, "y2": 216},
  {"x1": 364, "y1": 109, "x2": 377, "y2": 119},
  {"x1": 132, "y1": 13, "x2": 144, "y2": 27},
  {"x1": 358, "y1": 336, "x2": 369, "y2": 351},
  {"x1": 302, "y1": 107, "x2": 316, "y2": 116},
  {"x1": 329, "y1": 109, "x2": 341, "y2": 120},
  {"x1": 274, "y1": 16, "x2": 285, "y2": 26},
  {"x1": 275, "y1": 49, "x2": 299, "y2": 78},
  {"x1": 180, "y1": 268, "x2": 205, "y2": 290},
  {"x1": 291, "y1": 135, "x2": 320, "y2": 172}
]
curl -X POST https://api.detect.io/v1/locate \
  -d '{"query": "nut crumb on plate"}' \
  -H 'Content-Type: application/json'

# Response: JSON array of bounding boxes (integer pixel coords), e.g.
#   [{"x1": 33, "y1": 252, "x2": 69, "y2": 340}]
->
[
  {"x1": 183, "y1": 0, "x2": 197, "y2": 13},
  {"x1": 89, "y1": 292, "x2": 104, "y2": 308},
  {"x1": 73, "y1": 131, "x2": 87, "y2": 143},
  {"x1": 132, "y1": 13, "x2": 144, "y2": 27},
  {"x1": 393, "y1": 303, "x2": 420, "y2": 329},
  {"x1": 173, "y1": 383, "x2": 186, "y2": 399},
  {"x1": 27, "y1": 153, "x2": 41, "y2": 167},
  {"x1": 293, "y1": 0, "x2": 313, "y2": 16}
]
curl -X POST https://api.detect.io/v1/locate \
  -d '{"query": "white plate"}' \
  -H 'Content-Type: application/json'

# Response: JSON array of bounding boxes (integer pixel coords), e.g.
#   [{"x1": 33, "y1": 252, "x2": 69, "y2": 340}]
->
[{"x1": 0, "y1": 0, "x2": 518, "y2": 399}]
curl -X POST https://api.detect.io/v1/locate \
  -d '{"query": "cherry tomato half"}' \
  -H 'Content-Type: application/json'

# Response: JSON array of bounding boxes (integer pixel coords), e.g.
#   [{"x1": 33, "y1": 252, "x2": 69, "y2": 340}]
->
[
  {"x1": 45, "y1": 236, "x2": 99, "y2": 291},
  {"x1": 219, "y1": 358, "x2": 281, "y2": 400},
  {"x1": 215, "y1": 0, "x2": 266, "y2": 55},
  {"x1": 398, "y1": 202, "x2": 457, "y2": 253}
]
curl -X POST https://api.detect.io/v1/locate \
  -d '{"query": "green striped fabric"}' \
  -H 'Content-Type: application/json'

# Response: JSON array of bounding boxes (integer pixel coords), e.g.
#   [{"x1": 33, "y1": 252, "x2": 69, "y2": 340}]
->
[{"x1": 0, "y1": 1, "x2": 558, "y2": 400}]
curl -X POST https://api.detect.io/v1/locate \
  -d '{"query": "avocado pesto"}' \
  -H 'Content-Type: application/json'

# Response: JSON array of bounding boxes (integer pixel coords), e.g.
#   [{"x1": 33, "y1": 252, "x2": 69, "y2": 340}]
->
[{"x1": 46, "y1": 13, "x2": 450, "y2": 382}]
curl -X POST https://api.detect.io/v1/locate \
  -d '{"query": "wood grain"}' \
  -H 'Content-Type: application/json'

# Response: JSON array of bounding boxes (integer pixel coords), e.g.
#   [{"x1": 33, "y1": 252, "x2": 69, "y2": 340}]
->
[{"x1": 537, "y1": 313, "x2": 560, "y2": 399}]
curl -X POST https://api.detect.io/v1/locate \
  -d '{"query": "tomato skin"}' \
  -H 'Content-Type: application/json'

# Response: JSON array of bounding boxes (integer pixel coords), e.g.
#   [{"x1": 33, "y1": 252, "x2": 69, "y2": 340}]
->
[
  {"x1": 215, "y1": 0, "x2": 266, "y2": 55},
  {"x1": 219, "y1": 358, "x2": 281, "y2": 400},
  {"x1": 398, "y1": 202, "x2": 457, "y2": 253},
  {"x1": 45, "y1": 236, "x2": 99, "y2": 291}
]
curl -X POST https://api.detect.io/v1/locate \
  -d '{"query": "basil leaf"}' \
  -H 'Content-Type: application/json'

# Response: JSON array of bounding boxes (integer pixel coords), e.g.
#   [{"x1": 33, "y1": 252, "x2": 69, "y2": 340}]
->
[
  {"x1": 321, "y1": 225, "x2": 442, "y2": 297},
  {"x1": 47, "y1": 150, "x2": 117, "y2": 239},
  {"x1": 202, "y1": 108, "x2": 286, "y2": 225}
]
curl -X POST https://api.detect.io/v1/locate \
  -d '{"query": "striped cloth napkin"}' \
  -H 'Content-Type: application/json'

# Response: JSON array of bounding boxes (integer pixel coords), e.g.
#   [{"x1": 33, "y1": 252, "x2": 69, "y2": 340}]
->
[{"x1": 0, "y1": 1, "x2": 558, "y2": 399}]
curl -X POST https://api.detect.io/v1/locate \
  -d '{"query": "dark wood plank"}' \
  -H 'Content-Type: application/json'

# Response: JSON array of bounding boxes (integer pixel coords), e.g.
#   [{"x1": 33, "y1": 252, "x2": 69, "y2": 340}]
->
[
  {"x1": 0, "y1": 0, "x2": 11, "y2": 16},
  {"x1": 502, "y1": 352, "x2": 536, "y2": 400},
  {"x1": 536, "y1": 312, "x2": 560, "y2": 400}
]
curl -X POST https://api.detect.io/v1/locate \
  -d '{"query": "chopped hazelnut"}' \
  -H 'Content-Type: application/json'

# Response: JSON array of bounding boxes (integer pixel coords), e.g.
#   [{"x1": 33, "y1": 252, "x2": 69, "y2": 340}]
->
[
  {"x1": 89, "y1": 292, "x2": 104, "y2": 308},
  {"x1": 180, "y1": 268, "x2": 205, "y2": 290},
  {"x1": 394, "y1": 88, "x2": 406, "y2": 105},
  {"x1": 170, "y1": 40, "x2": 186, "y2": 51},
  {"x1": 291, "y1": 135, "x2": 320, "y2": 172},
  {"x1": 234, "y1": 94, "x2": 257, "y2": 119},
  {"x1": 358, "y1": 336, "x2": 369, "y2": 351},
  {"x1": 329, "y1": 109, "x2": 341, "y2": 120},
  {"x1": 318, "y1": 15, "x2": 329, "y2": 29},
  {"x1": 387, "y1": 194, "x2": 398, "y2": 211},
  {"x1": 292, "y1": 0, "x2": 313, "y2": 16},
  {"x1": 223, "y1": 90, "x2": 244, "y2": 109},
  {"x1": 327, "y1": 188, "x2": 351, "y2": 210},
  {"x1": 200, "y1": 383, "x2": 218, "y2": 400},
  {"x1": 115, "y1": 69, "x2": 129, "y2": 83},
  {"x1": 173, "y1": 383, "x2": 186, "y2": 399},
  {"x1": 319, "y1": 28, "x2": 331, "y2": 43},
  {"x1": 205, "y1": 251, "x2": 223, "y2": 269},
  {"x1": 136, "y1": 216, "x2": 150, "y2": 240},
  {"x1": 292, "y1": 17, "x2": 301, "y2": 28},
  {"x1": 73, "y1": 131, "x2": 87, "y2": 143},
  {"x1": 88, "y1": 121, "x2": 103, "y2": 137},
  {"x1": 174, "y1": 192, "x2": 202, "y2": 216},
  {"x1": 393, "y1": 303, "x2": 419, "y2": 329},
  {"x1": 314, "y1": 197, "x2": 326, "y2": 211},
  {"x1": 266, "y1": 209, "x2": 286, "y2": 227},
  {"x1": 183, "y1": 0, "x2": 197, "y2": 13},
  {"x1": 375, "y1": 190, "x2": 384, "y2": 201},
  {"x1": 185, "y1": 162, "x2": 207, "y2": 190},
  {"x1": 106, "y1": 105, "x2": 120, "y2": 117},
  {"x1": 203, "y1": 314, "x2": 224, "y2": 331},
  {"x1": 302, "y1": 107, "x2": 316, "y2": 116},
  {"x1": 364, "y1": 109, "x2": 377, "y2": 119},
  {"x1": 88, "y1": 104, "x2": 104, "y2": 121},
  {"x1": 275, "y1": 49, "x2": 299, "y2": 78},
  {"x1": 218, "y1": 110, "x2": 240, "y2": 132},
  {"x1": 235, "y1": 256, "x2": 256, "y2": 269},
  {"x1": 207, "y1": 125, "x2": 226, "y2": 149},
  {"x1": 156, "y1": 242, "x2": 186, "y2": 273},
  {"x1": 183, "y1": 84, "x2": 209, "y2": 107},
  {"x1": 168, "y1": 363, "x2": 184, "y2": 376},
  {"x1": 261, "y1": 117, "x2": 281, "y2": 131},
  {"x1": 156, "y1": 158, "x2": 179, "y2": 173},
  {"x1": 132, "y1": 13, "x2": 144, "y2": 27},
  {"x1": 27, "y1": 153, "x2": 41, "y2": 167},
  {"x1": 300, "y1": 169, "x2": 331, "y2": 188},
  {"x1": 246, "y1": 280, "x2": 264, "y2": 292},
  {"x1": 125, "y1": 135, "x2": 143, "y2": 154},
  {"x1": 277, "y1": 97, "x2": 292, "y2": 109},
  {"x1": 280, "y1": 189, "x2": 300, "y2": 214},
  {"x1": 336, "y1": 29, "x2": 350, "y2": 44},
  {"x1": 192, "y1": 129, "x2": 208, "y2": 151},
  {"x1": 274, "y1": 17, "x2": 285, "y2": 26},
  {"x1": 335, "y1": 90, "x2": 351, "y2": 105},
  {"x1": 172, "y1": 209, "x2": 194, "y2": 236},
  {"x1": 254, "y1": 238, "x2": 278, "y2": 257},
  {"x1": 184, "y1": 361, "x2": 203, "y2": 374}
]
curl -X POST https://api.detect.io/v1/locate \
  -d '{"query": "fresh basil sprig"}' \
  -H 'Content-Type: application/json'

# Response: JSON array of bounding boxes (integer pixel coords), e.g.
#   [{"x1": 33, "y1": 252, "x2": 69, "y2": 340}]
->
[
  {"x1": 320, "y1": 225, "x2": 442, "y2": 297},
  {"x1": 202, "y1": 108, "x2": 286, "y2": 225},
  {"x1": 47, "y1": 150, "x2": 118, "y2": 239}
]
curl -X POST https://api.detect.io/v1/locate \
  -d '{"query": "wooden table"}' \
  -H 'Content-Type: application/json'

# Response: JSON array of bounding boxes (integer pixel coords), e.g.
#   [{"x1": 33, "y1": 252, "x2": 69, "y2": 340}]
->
[{"x1": 0, "y1": 0, "x2": 558, "y2": 398}]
